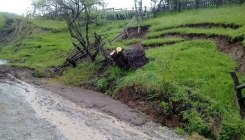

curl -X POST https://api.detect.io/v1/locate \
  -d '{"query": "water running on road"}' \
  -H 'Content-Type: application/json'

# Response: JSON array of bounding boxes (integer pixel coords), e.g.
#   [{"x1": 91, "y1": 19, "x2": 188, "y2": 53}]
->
[
  {"x1": 0, "y1": 60, "x2": 7, "y2": 65},
  {"x1": 0, "y1": 73, "x2": 185, "y2": 140}
]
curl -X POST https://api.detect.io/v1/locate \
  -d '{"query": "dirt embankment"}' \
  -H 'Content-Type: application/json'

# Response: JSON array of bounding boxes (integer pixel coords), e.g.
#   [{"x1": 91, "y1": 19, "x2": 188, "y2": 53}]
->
[
  {"x1": 127, "y1": 24, "x2": 245, "y2": 74},
  {"x1": 0, "y1": 19, "x2": 49, "y2": 46},
  {"x1": 113, "y1": 23, "x2": 245, "y2": 128},
  {"x1": 0, "y1": 65, "x2": 187, "y2": 140},
  {"x1": 0, "y1": 66, "x2": 145, "y2": 125}
]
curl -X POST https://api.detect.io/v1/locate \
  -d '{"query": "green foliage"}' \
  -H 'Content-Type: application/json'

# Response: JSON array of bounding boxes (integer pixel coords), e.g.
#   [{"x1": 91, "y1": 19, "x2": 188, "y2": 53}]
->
[
  {"x1": 139, "y1": 113, "x2": 146, "y2": 119},
  {"x1": 97, "y1": 77, "x2": 108, "y2": 91},
  {"x1": 219, "y1": 116, "x2": 245, "y2": 140},
  {"x1": 1, "y1": 4, "x2": 245, "y2": 140},
  {"x1": 146, "y1": 27, "x2": 242, "y2": 39},
  {"x1": 32, "y1": 69, "x2": 48, "y2": 78},
  {"x1": 99, "y1": 66, "x2": 134, "y2": 95},
  {"x1": 143, "y1": 4, "x2": 245, "y2": 46},
  {"x1": 175, "y1": 127, "x2": 185, "y2": 135},
  {"x1": 61, "y1": 62, "x2": 98, "y2": 86},
  {"x1": 116, "y1": 40, "x2": 244, "y2": 139},
  {"x1": 0, "y1": 31, "x2": 71, "y2": 68},
  {"x1": 29, "y1": 19, "x2": 67, "y2": 32},
  {"x1": 144, "y1": 5, "x2": 245, "y2": 30}
]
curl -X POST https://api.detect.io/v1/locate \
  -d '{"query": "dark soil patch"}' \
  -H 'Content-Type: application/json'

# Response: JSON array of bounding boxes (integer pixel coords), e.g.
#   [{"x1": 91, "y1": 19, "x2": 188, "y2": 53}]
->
[
  {"x1": 179, "y1": 23, "x2": 242, "y2": 29},
  {"x1": 156, "y1": 23, "x2": 242, "y2": 31},
  {"x1": 142, "y1": 40, "x2": 184, "y2": 48},
  {"x1": 0, "y1": 19, "x2": 50, "y2": 46},
  {"x1": 114, "y1": 88, "x2": 182, "y2": 128},
  {"x1": 124, "y1": 26, "x2": 149, "y2": 39},
  {"x1": 127, "y1": 42, "x2": 142, "y2": 48}
]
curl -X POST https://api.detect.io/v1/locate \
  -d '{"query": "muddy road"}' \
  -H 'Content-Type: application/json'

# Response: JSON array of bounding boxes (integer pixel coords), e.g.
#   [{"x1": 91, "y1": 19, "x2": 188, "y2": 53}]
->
[{"x1": 0, "y1": 65, "x2": 186, "y2": 140}]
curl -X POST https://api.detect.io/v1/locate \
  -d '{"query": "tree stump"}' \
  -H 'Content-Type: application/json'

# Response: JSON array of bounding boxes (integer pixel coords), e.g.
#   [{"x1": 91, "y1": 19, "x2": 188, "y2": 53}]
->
[{"x1": 110, "y1": 47, "x2": 149, "y2": 70}]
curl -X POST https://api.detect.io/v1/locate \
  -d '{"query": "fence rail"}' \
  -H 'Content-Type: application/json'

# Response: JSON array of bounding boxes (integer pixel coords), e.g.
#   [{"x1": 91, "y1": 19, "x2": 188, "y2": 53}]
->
[
  {"x1": 230, "y1": 72, "x2": 245, "y2": 119},
  {"x1": 102, "y1": 0, "x2": 244, "y2": 20}
]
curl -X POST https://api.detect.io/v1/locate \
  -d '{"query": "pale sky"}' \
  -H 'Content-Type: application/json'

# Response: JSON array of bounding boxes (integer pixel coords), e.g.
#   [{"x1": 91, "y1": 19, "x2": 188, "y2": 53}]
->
[
  {"x1": 0, "y1": 0, "x2": 152, "y2": 15},
  {"x1": 0, "y1": 0, "x2": 31, "y2": 15}
]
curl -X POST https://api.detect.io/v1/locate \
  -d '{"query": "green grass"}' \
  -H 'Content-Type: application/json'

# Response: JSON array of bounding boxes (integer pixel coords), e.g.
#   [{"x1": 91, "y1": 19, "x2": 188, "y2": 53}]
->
[
  {"x1": 144, "y1": 4, "x2": 245, "y2": 30},
  {"x1": 116, "y1": 40, "x2": 245, "y2": 139},
  {"x1": 0, "y1": 32, "x2": 71, "y2": 68},
  {"x1": 142, "y1": 37, "x2": 184, "y2": 46},
  {"x1": 143, "y1": 4, "x2": 245, "y2": 45},
  {"x1": 146, "y1": 27, "x2": 243, "y2": 39},
  {"x1": 60, "y1": 62, "x2": 99, "y2": 86},
  {"x1": 28, "y1": 18, "x2": 67, "y2": 31},
  {"x1": 1, "y1": 4, "x2": 245, "y2": 140}
]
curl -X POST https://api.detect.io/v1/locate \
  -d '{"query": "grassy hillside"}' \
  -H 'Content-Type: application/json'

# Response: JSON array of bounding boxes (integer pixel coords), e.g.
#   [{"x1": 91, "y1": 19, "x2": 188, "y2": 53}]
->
[{"x1": 1, "y1": 4, "x2": 245, "y2": 139}]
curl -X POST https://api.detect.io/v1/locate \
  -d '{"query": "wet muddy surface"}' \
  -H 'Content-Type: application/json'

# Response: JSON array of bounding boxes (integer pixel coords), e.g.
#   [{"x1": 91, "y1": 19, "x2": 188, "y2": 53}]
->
[
  {"x1": 0, "y1": 66, "x2": 186, "y2": 140},
  {"x1": 0, "y1": 60, "x2": 7, "y2": 65}
]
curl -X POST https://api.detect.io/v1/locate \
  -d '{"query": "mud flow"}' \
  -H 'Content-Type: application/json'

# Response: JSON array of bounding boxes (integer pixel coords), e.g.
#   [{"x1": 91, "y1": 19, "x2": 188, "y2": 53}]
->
[{"x1": 0, "y1": 68, "x2": 186, "y2": 140}]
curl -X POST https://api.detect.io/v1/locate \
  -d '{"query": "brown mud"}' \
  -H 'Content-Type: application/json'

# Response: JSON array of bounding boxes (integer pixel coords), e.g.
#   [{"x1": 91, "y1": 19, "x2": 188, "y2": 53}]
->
[
  {"x1": 159, "y1": 23, "x2": 242, "y2": 31},
  {"x1": 0, "y1": 65, "x2": 186, "y2": 139},
  {"x1": 114, "y1": 88, "x2": 182, "y2": 128},
  {"x1": 0, "y1": 65, "x2": 145, "y2": 125}
]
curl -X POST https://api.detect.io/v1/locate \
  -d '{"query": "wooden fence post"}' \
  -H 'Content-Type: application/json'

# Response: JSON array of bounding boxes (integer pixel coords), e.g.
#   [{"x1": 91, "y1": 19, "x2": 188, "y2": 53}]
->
[
  {"x1": 174, "y1": 0, "x2": 178, "y2": 11},
  {"x1": 178, "y1": 1, "x2": 181, "y2": 12},
  {"x1": 230, "y1": 72, "x2": 245, "y2": 119},
  {"x1": 195, "y1": 0, "x2": 199, "y2": 9}
]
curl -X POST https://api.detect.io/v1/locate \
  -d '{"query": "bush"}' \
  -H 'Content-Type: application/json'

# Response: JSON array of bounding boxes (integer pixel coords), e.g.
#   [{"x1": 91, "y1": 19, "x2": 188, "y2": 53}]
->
[
  {"x1": 32, "y1": 69, "x2": 48, "y2": 78},
  {"x1": 97, "y1": 77, "x2": 108, "y2": 91}
]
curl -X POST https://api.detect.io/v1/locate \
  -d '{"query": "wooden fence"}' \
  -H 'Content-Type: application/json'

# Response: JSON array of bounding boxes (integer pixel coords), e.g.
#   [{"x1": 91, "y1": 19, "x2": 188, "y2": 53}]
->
[
  {"x1": 230, "y1": 72, "x2": 245, "y2": 119},
  {"x1": 156, "y1": 0, "x2": 244, "y2": 12},
  {"x1": 103, "y1": 0, "x2": 244, "y2": 20}
]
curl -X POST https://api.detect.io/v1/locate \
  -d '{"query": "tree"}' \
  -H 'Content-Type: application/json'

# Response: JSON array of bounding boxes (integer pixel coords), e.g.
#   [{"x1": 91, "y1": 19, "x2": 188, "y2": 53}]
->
[
  {"x1": 138, "y1": 0, "x2": 143, "y2": 12},
  {"x1": 134, "y1": 0, "x2": 138, "y2": 13},
  {"x1": 31, "y1": 0, "x2": 106, "y2": 62},
  {"x1": 56, "y1": 0, "x2": 105, "y2": 61},
  {"x1": 151, "y1": 0, "x2": 159, "y2": 7}
]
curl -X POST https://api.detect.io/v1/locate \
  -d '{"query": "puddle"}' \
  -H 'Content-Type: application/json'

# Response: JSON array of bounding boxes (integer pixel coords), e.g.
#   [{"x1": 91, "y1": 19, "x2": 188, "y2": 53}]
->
[{"x1": 0, "y1": 59, "x2": 7, "y2": 65}]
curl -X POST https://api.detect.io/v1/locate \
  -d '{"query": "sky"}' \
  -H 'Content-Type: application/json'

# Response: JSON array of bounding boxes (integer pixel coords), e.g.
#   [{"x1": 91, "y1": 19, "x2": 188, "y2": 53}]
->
[
  {"x1": 105, "y1": 0, "x2": 152, "y2": 9},
  {"x1": 0, "y1": 0, "x2": 152, "y2": 15},
  {"x1": 0, "y1": 0, "x2": 31, "y2": 15}
]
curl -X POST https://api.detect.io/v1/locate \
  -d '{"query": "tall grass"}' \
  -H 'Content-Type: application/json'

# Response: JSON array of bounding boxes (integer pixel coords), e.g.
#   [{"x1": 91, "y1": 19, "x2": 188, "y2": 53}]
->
[
  {"x1": 1, "y1": 32, "x2": 71, "y2": 68},
  {"x1": 1, "y1": 4, "x2": 245, "y2": 139},
  {"x1": 116, "y1": 40, "x2": 244, "y2": 139}
]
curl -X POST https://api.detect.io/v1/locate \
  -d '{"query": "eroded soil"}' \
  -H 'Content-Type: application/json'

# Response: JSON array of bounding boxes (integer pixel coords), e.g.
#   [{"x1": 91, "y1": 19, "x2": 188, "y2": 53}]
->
[
  {"x1": 127, "y1": 25, "x2": 245, "y2": 74},
  {"x1": 0, "y1": 65, "x2": 186, "y2": 140},
  {"x1": 113, "y1": 24, "x2": 245, "y2": 128}
]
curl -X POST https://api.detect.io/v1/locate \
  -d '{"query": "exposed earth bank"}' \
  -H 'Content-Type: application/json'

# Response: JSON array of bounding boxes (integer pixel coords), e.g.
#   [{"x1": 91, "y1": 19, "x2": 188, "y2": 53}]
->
[{"x1": 0, "y1": 65, "x2": 186, "y2": 140}]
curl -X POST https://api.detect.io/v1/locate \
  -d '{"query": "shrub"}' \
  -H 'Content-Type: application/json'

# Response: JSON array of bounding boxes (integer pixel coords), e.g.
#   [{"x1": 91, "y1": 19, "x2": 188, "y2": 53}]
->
[
  {"x1": 32, "y1": 69, "x2": 48, "y2": 78},
  {"x1": 97, "y1": 77, "x2": 108, "y2": 91}
]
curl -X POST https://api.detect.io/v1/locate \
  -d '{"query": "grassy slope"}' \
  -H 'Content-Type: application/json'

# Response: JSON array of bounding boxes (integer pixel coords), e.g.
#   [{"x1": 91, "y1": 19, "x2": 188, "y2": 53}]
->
[
  {"x1": 144, "y1": 4, "x2": 245, "y2": 45},
  {"x1": 1, "y1": 4, "x2": 245, "y2": 139}
]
